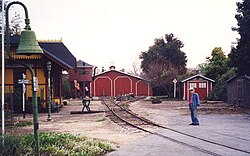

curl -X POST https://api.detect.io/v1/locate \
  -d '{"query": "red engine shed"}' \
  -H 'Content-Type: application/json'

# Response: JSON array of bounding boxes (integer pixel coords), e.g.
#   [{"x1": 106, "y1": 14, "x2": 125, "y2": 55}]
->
[
  {"x1": 182, "y1": 74, "x2": 215, "y2": 101},
  {"x1": 91, "y1": 68, "x2": 152, "y2": 97}
]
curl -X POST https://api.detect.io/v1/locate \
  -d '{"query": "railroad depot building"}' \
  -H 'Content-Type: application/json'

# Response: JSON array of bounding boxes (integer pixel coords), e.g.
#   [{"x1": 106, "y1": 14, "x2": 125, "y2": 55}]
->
[
  {"x1": 91, "y1": 66, "x2": 152, "y2": 97},
  {"x1": 0, "y1": 34, "x2": 76, "y2": 112},
  {"x1": 226, "y1": 75, "x2": 250, "y2": 108},
  {"x1": 68, "y1": 60, "x2": 93, "y2": 98},
  {"x1": 181, "y1": 74, "x2": 215, "y2": 101}
]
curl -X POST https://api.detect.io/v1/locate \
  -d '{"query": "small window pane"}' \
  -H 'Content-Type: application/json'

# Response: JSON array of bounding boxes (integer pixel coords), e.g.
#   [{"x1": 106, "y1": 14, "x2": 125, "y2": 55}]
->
[
  {"x1": 199, "y1": 83, "x2": 206, "y2": 88},
  {"x1": 189, "y1": 83, "x2": 196, "y2": 88}
]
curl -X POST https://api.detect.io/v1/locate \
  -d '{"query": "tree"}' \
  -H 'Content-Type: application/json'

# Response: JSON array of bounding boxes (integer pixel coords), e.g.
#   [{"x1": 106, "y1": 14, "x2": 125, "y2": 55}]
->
[
  {"x1": 128, "y1": 58, "x2": 142, "y2": 76},
  {"x1": 0, "y1": 1, "x2": 23, "y2": 64},
  {"x1": 199, "y1": 47, "x2": 236, "y2": 101},
  {"x1": 201, "y1": 47, "x2": 229, "y2": 80},
  {"x1": 229, "y1": 0, "x2": 250, "y2": 75},
  {"x1": 62, "y1": 75, "x2": 71, "y2": 99},
  {"x1": 0, "y1": 1, "x2": 23, "y2": 36},
  {"x1": 140, "y1": 33, "x2": 187, "y2": 96},
  {"x1": 207, "y1": 68, "x2": 236, "y2": 101}
]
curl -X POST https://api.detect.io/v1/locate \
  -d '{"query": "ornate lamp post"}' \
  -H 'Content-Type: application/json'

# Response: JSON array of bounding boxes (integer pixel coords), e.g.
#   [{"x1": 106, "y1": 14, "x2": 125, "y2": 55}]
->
[
  {"x1": 47, "y1": 61, "x2": 52, "y2": 121},
  {"x1": 5, "y1": 1, "x2": 43, "y2": 155}
]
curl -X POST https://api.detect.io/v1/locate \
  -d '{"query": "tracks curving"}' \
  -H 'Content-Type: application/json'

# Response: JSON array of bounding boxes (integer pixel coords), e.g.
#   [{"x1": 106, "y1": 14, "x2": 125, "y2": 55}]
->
[{"x1": 101, "y1": 97, "x2": 250, "y2": 156}]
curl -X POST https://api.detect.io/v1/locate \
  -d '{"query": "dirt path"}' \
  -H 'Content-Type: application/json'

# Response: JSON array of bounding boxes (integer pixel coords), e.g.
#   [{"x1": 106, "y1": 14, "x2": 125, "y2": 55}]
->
[
  {"x1": 6, "y1": 99, "x2": 249, "y2": 147},
  {"x1": 7, "y1": 100, "x2": 147, "y2": 147}
]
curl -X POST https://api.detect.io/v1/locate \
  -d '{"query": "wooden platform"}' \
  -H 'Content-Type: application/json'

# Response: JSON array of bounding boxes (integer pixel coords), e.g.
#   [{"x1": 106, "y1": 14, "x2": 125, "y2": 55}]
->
[{"x1": 70, "y1": 110, "x2": 106, "y2": 114}]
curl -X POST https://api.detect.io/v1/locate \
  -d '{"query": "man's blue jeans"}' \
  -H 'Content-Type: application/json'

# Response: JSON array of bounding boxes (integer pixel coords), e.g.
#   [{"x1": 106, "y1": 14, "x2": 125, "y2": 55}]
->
[{"x1": 189, "y1": 104, "x2": 199, "y2": 124}]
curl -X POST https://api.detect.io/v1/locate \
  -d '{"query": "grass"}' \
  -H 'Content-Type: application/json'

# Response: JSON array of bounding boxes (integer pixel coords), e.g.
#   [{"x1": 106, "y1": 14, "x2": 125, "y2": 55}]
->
[
  {"x1": 14, "y1": 121, "x2": 33, "y2": 127},
  {"x1": 0, "y1": 132, "x2": 115, "y2": 156},
  {"x1": 96, "y1": 117, "x2": 106, "y2": 122},
  {"x1": 124, "y1": 103, "x2": 129, "y2": 109},
  {"x1": 4, "y1": 121, "x2": 33, "y2": 128}
]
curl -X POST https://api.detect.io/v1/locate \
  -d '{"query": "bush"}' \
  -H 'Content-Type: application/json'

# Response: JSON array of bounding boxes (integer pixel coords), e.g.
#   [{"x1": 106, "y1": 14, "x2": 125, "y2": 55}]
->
[
  {"x1": 207, "y1": 68, "x2": 236, "y2": 101},
  {"x1": 0, "y1": 132, "x2": 114, "y2": 156},
  {"x1": 150, "y1": 97, "x2": 162, "y2": 104}
]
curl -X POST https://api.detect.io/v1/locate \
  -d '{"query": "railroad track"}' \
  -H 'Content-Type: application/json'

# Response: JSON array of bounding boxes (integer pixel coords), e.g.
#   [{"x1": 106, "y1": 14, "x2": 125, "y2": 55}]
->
[{"x1": 101, "y1": 97, "x2": 250, "y2": 156}]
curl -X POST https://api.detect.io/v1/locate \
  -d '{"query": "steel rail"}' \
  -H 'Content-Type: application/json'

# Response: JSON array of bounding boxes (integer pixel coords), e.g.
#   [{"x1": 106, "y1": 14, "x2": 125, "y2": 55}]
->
[
  {"x1": 102, "y1": 97, "x2": 250, "y2": 155},
  {"x1": 102, "y1": 98, "x2": 222, "y2": 156}
]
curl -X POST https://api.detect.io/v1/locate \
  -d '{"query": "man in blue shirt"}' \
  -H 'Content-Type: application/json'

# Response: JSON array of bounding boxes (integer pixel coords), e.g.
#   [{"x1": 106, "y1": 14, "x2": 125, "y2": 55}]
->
[{"x1": 188, "y1": 87, "x2": 200, "y2": 125}]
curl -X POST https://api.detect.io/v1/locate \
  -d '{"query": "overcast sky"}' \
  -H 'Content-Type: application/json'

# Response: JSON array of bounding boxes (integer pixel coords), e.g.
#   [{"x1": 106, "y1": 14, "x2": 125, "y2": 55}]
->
[{"x1": 16, "y1": 0, "x2": 239, "y2": 71}]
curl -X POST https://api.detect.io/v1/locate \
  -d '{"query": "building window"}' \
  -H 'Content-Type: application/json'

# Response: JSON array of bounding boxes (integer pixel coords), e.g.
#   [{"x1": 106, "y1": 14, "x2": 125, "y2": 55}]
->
[
  {"x1": 189, "y1": 82, "x2": 196, "y2": 89},
  {"x1": 79, "y1": 70, "x2": 89, "y2": 75},
  {"x1": 79, "y1": 70, "x2": 85, "y2": 75},
  {"x1": 199, "y1": 82, "x2": 206, "y2": 88}
]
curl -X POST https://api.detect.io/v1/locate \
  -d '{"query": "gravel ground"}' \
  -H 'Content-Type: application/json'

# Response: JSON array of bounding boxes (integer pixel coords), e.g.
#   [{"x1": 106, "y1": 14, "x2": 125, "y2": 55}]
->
[
  {"x1": 6, "y1": 100, "x2": 147, "y2": 147},
  {"x1": 5, "y1": 99, "x2": 250, "y2": 149}
]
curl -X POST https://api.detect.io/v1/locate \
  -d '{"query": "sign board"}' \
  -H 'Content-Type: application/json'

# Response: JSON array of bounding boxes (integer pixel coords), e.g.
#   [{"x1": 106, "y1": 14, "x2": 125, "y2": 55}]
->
[
  {"x1": 18, "y1": 79, "x2": 29, "y2": 84},
  {"x1": 33, "y1": 77, "x2": 39, "y2": 92},
  {"x1": 18, "y1": 79, "x2": 23, "y2": 84}
]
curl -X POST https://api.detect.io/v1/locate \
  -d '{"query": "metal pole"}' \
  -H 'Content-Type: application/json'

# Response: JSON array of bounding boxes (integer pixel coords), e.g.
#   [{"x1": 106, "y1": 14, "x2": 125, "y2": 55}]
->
[
  {"x1": 1, "y1": 0, "x2": 5, "y2": 147},
  {"x1": 47, "y1": 61, "x2": 51, "y2": 121},
  {"x1": 22, "y1": 73, "x2": 26, "y2": 119},
  {"x1": 23, "y1": 83, "x2": 25, "y2": 118},
  {"x1": 174, "y1": 83, "x2": 176, "y2": 98},
  {"x1": 173, "y1": 79, "x2": 177, "y2": 98},
  {"x1": 5, "y1": 2, "x2": 39, "y2": 155}
]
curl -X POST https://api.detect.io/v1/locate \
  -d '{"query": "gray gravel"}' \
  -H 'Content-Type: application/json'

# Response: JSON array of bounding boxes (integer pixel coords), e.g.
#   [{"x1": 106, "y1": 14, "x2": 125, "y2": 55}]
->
[{"x1": 107, "y1": 101, "x2": 250, "y2": 156}]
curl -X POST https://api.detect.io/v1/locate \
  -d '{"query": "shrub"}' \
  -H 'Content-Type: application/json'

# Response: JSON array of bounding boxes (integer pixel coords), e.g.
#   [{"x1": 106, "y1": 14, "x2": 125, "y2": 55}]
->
[
  {"x1": 150, "y1": 97, "x2": 162, "y2": 104},
  {"x1": 0, "y1": 132, "x2": 114, "y2": 156}
]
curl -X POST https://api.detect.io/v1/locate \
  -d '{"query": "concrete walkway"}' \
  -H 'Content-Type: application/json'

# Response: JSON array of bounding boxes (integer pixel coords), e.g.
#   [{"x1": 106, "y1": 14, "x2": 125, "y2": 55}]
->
[{"x1": 107, "y1": 113, "x2": 250, "y2": 156}]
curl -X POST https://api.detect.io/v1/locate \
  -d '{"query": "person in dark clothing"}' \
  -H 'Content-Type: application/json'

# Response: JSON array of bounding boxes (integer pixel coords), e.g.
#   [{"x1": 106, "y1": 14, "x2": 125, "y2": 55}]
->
[
  {"x1": 188, "y1": 87, "x2": 200, "y2": 125},
  {"x1": 85, "y1": 85, "x2": 89, "y2": 97}
]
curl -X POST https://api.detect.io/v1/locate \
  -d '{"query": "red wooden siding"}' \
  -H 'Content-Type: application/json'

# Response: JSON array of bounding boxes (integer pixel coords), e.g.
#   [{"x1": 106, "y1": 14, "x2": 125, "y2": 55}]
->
[
  {"x1": 94, "y1": 76, "x2": 112, "y2": 96},
  {"x1": 114, "y1": 76, "x2": 132, "y2": 96},
  {"x1": 68, "y1": 67, "x2": 93, "y2": 82},
  {"x1": 92, "y1": 70, "x2": 152, "y2": 97},
  {"x1": 136, "y1": 80, "x2": 150, "y2": 96},
  {"x1": 182, "y1": 75, "x2": 214, "y2": 101}
]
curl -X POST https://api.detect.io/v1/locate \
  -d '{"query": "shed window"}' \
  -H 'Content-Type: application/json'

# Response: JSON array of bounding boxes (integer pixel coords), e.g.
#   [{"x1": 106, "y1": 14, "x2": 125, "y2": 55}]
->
[
  {"x1": 189, "y1": 82, "x2": 196, "y2": 89},
  {"x1": 199, "y1": 82, "x2": 206, "y2": 88}
]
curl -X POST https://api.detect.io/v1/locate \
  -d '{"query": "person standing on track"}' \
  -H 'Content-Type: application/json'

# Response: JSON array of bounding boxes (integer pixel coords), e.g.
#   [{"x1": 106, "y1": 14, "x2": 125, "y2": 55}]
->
[{"x1": 188, "y1": 87, "x2": 200, "y2": 125}]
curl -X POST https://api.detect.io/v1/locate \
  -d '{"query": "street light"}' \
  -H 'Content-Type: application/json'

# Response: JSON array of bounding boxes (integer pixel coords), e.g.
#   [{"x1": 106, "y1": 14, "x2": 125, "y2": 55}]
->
[
  {"x1": 46, "y1": 61, "x2": 52, "y2": 121},
  {"x1": 5, "y1": 1, "x2": 43, "y2": 155}
]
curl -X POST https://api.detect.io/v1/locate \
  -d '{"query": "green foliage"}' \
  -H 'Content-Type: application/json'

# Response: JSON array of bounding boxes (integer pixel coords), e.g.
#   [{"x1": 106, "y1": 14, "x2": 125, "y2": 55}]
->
[
  {"x1": 62, "y1": 75, "x2": 71, "y2": 99},
  {"x1": 150, "y1": 97, "x2": 162, "y2": 104},
  {"x1": 96, "y1": 117, "x2": 106, "y2": 122},
  {"x1": 0, "y1": 132, "x2": 114, "y2": 156},
  {"x1": 201, "y1": 47, "x2": 230, "y2": 80},
  {"x1": 6, "y1": 121, "x2": 33, "y2": 129},
  {"x1": 229, "y1": 0, "x2": 250, "y2": 75},
  {"x1": 140, "y1": 33, "x2": 187, "y2": 96},
  {"x1": 140, "y1": 33, "x2": 187, "y2": 74},
  {"x1": 207, "y1": 68, "x2": 236, "y2": 101},
  {"x1": 200, "y1": 47, "x2": 236, "y2": 101}
]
